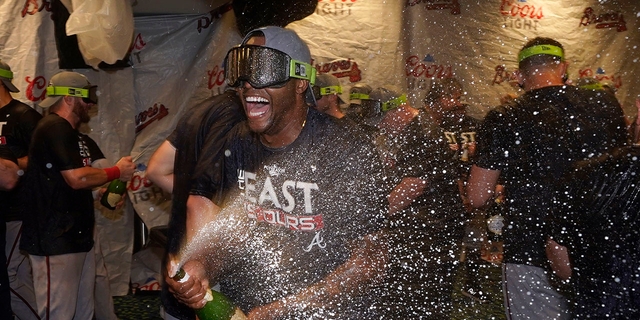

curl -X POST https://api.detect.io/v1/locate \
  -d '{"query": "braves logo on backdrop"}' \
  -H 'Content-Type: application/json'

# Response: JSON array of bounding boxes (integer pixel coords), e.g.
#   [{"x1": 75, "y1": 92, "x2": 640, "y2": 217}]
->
[
  {"x1": 580, "y1": 7, "x2": 627, "y2": 32},
  {"x1": 406, "y1": 54, "x2": 453, "y2": 90},
  {"x1": 130, "y1": 33, "x2": 147, "y2": 64},
  {"x1": 500, "y1": 0, "x2": 543, "y2": 31},
  {"x1": 21, "y1": 0, "x2": 51, "y2": 17},
  {"x1": 313, "y1": 59, "x2": 362, "y2": 83},
  {"x1": 578, "y1": 67, "x2": 623, "y2": 90},
  {"x1": 135, "y1": 103, "x2": 169, "y2": 133},
  {"x1": 316, "y1": 0, "x2": 358, "y2": 16},
  {"x1": 492, "y1": 65, "x2": 518, "y2": 86},
  {"x1": 407, "y1": 0, "x2": 460, "y2": 15},
  {"x1": 25, "y1": 75, "x2": 47, "y2": 102}
]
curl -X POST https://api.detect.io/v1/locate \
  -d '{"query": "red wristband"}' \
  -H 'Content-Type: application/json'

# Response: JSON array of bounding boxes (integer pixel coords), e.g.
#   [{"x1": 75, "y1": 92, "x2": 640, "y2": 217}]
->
[{"x1": 104, "y1": 166, "x2": 120, "y2": 181}]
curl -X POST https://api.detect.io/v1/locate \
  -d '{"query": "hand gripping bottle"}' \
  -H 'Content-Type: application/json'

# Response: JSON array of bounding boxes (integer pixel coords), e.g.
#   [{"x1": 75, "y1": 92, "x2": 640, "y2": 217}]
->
[
  {"x1": 100, "y1": 179, "x2": 126, "y2": 210},
  {"x1": 173, "y1": 268, "x2": 247, "y2": 320}
]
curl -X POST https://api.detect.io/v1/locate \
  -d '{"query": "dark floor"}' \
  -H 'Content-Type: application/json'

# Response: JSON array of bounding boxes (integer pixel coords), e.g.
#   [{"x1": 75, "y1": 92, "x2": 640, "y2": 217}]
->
[{"x1": 114, "y1": 292, "x2": 163, "y2": 320}]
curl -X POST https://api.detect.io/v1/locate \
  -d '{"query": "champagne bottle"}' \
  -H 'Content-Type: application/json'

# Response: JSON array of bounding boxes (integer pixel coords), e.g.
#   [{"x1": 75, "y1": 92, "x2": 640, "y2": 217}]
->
[
  {"x1": 172, "y1": 268, "x2": 247, "y2": 320},
  {"x1": 486, "y1": 198, "x2": 506, "y2": 241},
  {"x1": 482, "y1": 198, "x2": 506, "y2": 264},
  {"x1": 100, "y1": 179, "x2": 126, "y2": 210}
]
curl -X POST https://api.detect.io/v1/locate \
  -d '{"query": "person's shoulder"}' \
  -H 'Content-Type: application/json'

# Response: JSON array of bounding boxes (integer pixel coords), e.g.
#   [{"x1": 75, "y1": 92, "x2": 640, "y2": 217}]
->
[
  {"x1": 568, "y1": 84, "x2": 619, "y2": 105},
  {"x1": 6, "y1": 99, "x2": 41, "y2": 117},
  {"x1": 37, "y1": 113, "x2": 71, "y2": 131}
]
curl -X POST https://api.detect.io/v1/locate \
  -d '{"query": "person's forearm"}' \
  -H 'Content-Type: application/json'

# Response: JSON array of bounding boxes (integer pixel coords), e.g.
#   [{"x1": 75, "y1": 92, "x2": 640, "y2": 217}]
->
[
  {"x1": 17, "y1": 156, "x2": 28, "y2": 170},
  {"x1": 467, "y1": 165, "x2": 500, "y2": 208},
  {"x1": 388, "y1": 177, "x2": 427, "y2": 215},
  {"x1": 185, "y1": 195, "x2": 222, "y2": 246},
  {"x1": 61, "y1": 166, "x2": 116, "y2": 190},
  {"x1": 147, "y1": 140, "x2": 176, "y2": 194},
  {"x1": 0, "y1": 159, "x2": 19, "y2": 190}
]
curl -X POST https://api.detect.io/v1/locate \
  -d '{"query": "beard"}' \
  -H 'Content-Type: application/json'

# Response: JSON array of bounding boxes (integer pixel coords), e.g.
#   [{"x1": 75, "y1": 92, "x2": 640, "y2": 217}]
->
[{"x1": 72, "y1": 98, "x2": 91, "y2": 124}]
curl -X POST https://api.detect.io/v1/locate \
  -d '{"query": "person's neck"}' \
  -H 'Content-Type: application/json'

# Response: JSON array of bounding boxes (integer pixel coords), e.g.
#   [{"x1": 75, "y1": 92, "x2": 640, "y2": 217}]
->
[
  {"x1": 327, "y1": 105, "x2": 345, "y2": 119},
  {"x1": 524, "y1": 74, "x2": 565, "y2": 91},
  {"x1": 0, "y1": 90, "x2": 14, "y2": 108},
  {"x1": 260, "y1": 107, "x2": 308, "y2": 149},
  {"x1": 52, "y1": 108, "x2": 80, "y2": 130}
]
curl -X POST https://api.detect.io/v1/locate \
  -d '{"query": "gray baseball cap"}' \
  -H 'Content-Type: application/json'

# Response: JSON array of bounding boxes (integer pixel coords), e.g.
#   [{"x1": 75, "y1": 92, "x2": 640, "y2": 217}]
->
[
  {"x1": 349, "y1": 83, "x2": 373, "y2": 105},
  {"x1": 39, "y1": 71, "x2": 96, "y2": 108},
  {"x1": 369, "y1": 87, "x2": 403, "y2": 104},
  {"x1": 0, "y1": 61, "x2": 20, "y2": 93},
  {"x1": 242, "y1": 26, "x2": 316, "y2": 106},
  {"x1": 314, "y1": 73, "x2": 345, "y2": 105}
]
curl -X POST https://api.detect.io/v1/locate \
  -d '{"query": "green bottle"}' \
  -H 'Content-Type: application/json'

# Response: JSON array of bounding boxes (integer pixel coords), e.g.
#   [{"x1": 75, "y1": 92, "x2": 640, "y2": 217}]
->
[
  {"x1": 173, "y1": 268, "x2": 247, "y2": 320},
  {"x1": 100, "y1": 179, "x2": 126, "y2": 210}
]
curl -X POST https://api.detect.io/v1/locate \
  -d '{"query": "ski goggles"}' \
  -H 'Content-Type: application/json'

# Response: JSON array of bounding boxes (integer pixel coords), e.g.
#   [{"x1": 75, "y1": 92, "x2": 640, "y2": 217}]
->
[
  {"x1": 313, "y1": 85, "x2": 342, "y2": 98},
  {"x1": 360, "y1": 94, "x2": 407, "y2": 118},
  {"x1": 46, "y1": 85, "x2": 98, "y2": 104},
  {"x1": 224, "y1": 45, "x2": 316, "y2": 89},
  {"x1": 518, "y1": 44, "x2": 564, "y2": 63}
]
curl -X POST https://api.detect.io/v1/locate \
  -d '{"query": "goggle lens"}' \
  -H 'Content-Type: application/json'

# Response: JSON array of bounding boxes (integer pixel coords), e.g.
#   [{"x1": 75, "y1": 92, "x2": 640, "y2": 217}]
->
[{"x1": 224, "y1": 45, "x2": 316, "y2": 89}]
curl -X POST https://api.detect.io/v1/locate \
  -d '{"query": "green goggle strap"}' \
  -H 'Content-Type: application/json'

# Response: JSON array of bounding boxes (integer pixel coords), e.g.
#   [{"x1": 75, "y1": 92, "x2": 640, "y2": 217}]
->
[
  {"x1": 350, "y1": 93, "x2": 370, "y2": 100},
  {"x1": 381, "y1": 94, "x2": 407, "y2": 112},
  {"x1": 289, "y1": 60, "x2": 316, "y2": 85},
  {"x1": 0, "y1": 68, "x2": 13, "y2": 79},
  {"x1": 320, "y1": 86, "x2": 342, "y2": 95},
  {"x1": 46, "y1": 86, "x2": 90, "y2": 98},
  {"x1": 580, "y1": 83, "x2": 604, "y2": 91},
  {"x1": 518, "y1": 44, "x2": 564, "y2": 63}
]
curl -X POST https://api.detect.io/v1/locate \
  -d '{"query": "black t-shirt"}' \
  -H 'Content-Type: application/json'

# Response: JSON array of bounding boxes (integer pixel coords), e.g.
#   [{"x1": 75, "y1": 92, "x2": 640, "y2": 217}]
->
[
  {"x1": 162, "y1": 92, "x2": 244, "y2": 320},
  {"x1": 165, "y1": 91, "x2": 244, "y2": 254},
  {"x1": 0, "y1": 145, "x2": 17, "y2": 164},
  {"x1": 439, "y1": 111, "x2": 482, "y2": 178},
  {"x1": 191, "y1": 108, "x2": 390, "y2": 318},
  {"x1": 19, "y1": 114, "x2": 97, "y2": 256},
  {"x1": 386, "y1": 110, "x2": 465, "y2": 238},
  {"x1": 474, "y1": 85, "x2": 628, "y2": 267},
  {"x1": 0, "y1": 100, "x2": 42, "y2": 221}
]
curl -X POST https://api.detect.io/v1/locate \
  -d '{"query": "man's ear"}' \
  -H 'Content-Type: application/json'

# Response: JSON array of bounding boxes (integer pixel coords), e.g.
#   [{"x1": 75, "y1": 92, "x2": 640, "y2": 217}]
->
[
  {"x1": 515, "y1": 69, "x2": 525, "y2": 89},
  {"x1": 295, "y1": 79, "x2": 309, "y2": 94},
  {"x1": 62, "y1": 95, "x2": 75, "y2": 106},
  {"x1": 559, "y1": 61, "x2": 570, "y2": 82}
]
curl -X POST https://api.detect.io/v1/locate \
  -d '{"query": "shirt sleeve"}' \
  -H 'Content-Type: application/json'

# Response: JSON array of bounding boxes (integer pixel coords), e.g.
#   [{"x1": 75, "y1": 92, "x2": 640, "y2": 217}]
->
[
  {"x1": 0, "y1": 145, "x2": 17, "y2": 164},
  {"x1": 47, "y1": 121, "x2": 85, "y2": 171},
  {"x1": 473, "y1": 107, "x2": 512, "y2": 172},
  {"x1": 13, "y1": 107, "x2": 42, "y2": 158}
]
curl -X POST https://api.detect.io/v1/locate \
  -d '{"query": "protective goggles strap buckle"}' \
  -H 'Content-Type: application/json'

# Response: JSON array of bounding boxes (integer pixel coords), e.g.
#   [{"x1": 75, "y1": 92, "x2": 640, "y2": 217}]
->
[
  {"x1": 350, "y1": 93, "x2": 369, "y2": 100},
  {"x1": 381, "y1": 94, "x2": 407, "y2": 112},
  {"x1": 319, "y1": 86, "x2": 342, "y2": 95},
  {"x1": 290, "y1": 60, "x2": 316, "y2": 85}
]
